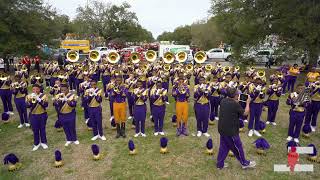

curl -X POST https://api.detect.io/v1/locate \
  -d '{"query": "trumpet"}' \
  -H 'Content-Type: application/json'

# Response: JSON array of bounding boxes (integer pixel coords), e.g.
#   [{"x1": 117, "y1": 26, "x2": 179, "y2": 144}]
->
[
  {"x1": 156, "y1": 88, "x2": 167, "y2": 96},
  {"x1": 89, "y1": 50, "x2": 101, "y2": 62},
  {"x1": 85, "y1": 88, "x2": 95, "y2": 97},
  {"x1": 205, "y1": 64, "x2": 213, "y2": 71},
  {"x1": 114, "y1": 86, "x2": 120, "y2": 94},
  {"x1": 175, "y1": 51, "x2": 188, "y2": 63},
  {"x1": 0, "y1": 74, "x2": 9, "y2": 81},
  {"x1": 51, "y1": 84, "x2": 60, "y2": 91},
  {"x1": 178, "y1": 85, "x2": 187, "y2": 94},
  {"x1": 135, "y1": 88, "x2": 147, "y2": 97},
  {"x1": 67, "y1": 50, "x2": 79, "y2": 63},
  {"x1": 194, "y1": 51, "x2": 207, "y2": 64},
  {"x1": 256, "y1": 70, "x2": 265, "y2": 78},
  {"x1": 145, "y1": 50, "x2": 157, "y2": 62},
  {"x1": 223, "y1": 66, "x2": 231, "y2": 73},
  {"x1": 186, "y1": 64, "x2": 193, "y2": 71},
  {"x1": 27, "y1": 93, "x2": 37, "y2": 104}
]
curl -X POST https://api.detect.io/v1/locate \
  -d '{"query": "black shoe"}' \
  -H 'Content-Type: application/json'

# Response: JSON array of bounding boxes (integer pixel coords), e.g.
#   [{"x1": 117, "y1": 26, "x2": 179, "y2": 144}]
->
[
  {"x1": 116, "y1": 124, "x2": 121, "y2": 138},
  {"x1": 121, "y1": 123, "x2": 126, "y2": 138}
]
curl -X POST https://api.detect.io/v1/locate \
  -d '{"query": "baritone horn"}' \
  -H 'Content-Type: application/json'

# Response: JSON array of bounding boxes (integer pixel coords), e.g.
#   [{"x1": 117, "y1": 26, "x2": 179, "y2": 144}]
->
[
  {"x1": 163, "y1": 64, "x2": 171, "y2": 71},
  {"x1": 107, "y1": 50, "x2": 120, "y2": 64},
  {"x1": 186, "y1": 64, "x2": 193, "y2": 71},
  {"x1": 223, "y1": 66, "x2": 231, "y2": 73},
  {"x1": 89, "y1": 50, "x2": 101, "y2": 62},
  {"x1": 145, "y1": 50, "x2": 157, "y2": 62},
  {"x1": 194, "y1": 51, "x2": 207, "y2": 64},
  {"x1": 67, "y1": 50, "x2": 79, "y2": 63},
  {"x1": 130, "y1": 52, "x2": 140, "y2": 64},
  {"x1": 257, "y1": 70, "x2": 265, "y2": 78},
  {"x1": 205, "y1": 64, "x2": 213, "y2": 71},
  {"x1": 163, "y1": 52, "x2": 175, "y2": 64},
  {"x1": 175, "y1": 51, "x2": 187, "y2": 63}
]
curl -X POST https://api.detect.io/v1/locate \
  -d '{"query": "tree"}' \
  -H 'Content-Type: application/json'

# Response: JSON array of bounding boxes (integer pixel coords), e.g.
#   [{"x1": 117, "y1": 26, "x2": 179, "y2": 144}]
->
[
  {"x1": 211, "y1": 0, "x2": 320, "y2": 66},
  {"x1": 157, "y1": 25, "x2": 191, "y2": 45}
]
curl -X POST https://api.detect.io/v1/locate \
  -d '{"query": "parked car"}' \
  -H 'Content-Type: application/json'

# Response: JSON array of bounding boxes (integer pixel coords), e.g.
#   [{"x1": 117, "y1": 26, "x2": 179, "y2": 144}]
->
[
  {"x1": 206, "y1": 48, "x2": 232, "y2": 61},
  {"x1": 94, "y1": 47, "x2": 111, "y2": 57}
]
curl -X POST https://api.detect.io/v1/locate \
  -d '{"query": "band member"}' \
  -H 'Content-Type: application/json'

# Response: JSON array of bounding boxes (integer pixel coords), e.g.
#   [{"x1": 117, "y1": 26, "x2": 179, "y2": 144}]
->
[
  {"x1": 30, "y1": 72, "x2": 44, "y2": 92},
  {"x1": 49, "y1": 62, "x2": 60, "y2": 87},
  {"x1": 26, "y1": 84, "x2": 48, "y2": 151},
  {"x1": 111, "y1": 75, "x2": 128, "y2": 138},
  {"x1": 101, "y1": 63, "x2": 111, "y2": 95},
  {"x1": 150, "y1": 79, "x2": 168, "y2": 136},
  {"x1": 280, "y1": 65, "x2": 290, "y2": 94},
  {"x1": 50, "y1": 79, "x2": 62, "y2": 131},
  {"x1": 172, "y1": 77, "x2": 190, "y2": 136},
  {"x1": 248, "y1": 77, "x2": 266, "y2": 137},
  {"x1": 53, "y1": 84, "x2": 79, "y2": 146},
  {"x1": 265, "y1": 79, "x2": 282, "y2": 125},
  {"x1": 106, "y1": 77, "x2": 116, "y2": 127},
  {"x1": 304, "y1": 77, "x2": 320, "y2": 132},
  {"x1": 79, "y1": 75, "x2": 91, "y2": 128},
  {"x1": 75, "y1": 65, "x2": 84, "y2": 96},
  {"x1": 209, "y1": 76, "x2": 220, "y2": 123},
  {"x1": 84, "y1": 80, "x2": 105, "y2": 141},
  {"x1": 305, "y1": 67, "x2": 319, "y2": 86},
  {"x1": 67, "y1": 64, "x2": 76, "y2": 91},
  {"x1": 287, "y1": 64, "x2": 300, "y2": 92},
  {"x1": 133, "y1": 80, "x2": 148, "y2": 137},
  {"x1": 286, "y1": 83, "x2": 310, "y2": 143},
  {"x1": 0, "y1": 73, "x2": 13, "y2": 114},
  {"x1": 238, "y1": 76, "x2": 251, "y2": 123},
  {"x1": 12, "y1": 76, "x2": 29, "y2": 128},
  {"x1": 194, "y1": 76, "x2": 211, "y2": 137},
  {"x1": 126, "y1": 74, "x2": 136, "y2": 120}
]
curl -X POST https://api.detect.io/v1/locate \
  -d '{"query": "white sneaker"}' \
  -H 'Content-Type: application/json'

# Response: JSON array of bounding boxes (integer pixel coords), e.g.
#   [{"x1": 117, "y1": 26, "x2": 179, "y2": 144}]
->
[
  {"x1": 242, "y1": 161, "x2": 256, "y2": 169},
  {"x1": 253, "y1": 130, "x2": 262, "y2": 137},
  {"x1": 203, "y1": 133, "x2": 210, "y2": 137},
  {"x1": 109, "y1": 116, "x2": 114, "y2": 121},
  {"x1": 248, "y1": 130, "x2": 254, "y2": 137},
  {"x1": 271, "y1": 122, "x2": 277, "y2": 126},
  {"x1": 141, "y1": 133, "x2": 146, "y2": 137},
  {"x1": 165, "y1": 102, "x2": 170, "y2": 105},
  {"x1": 40, "y1": 143, "x2": 48, "y2": 149},
  {"x1": 25, "y1": 123, "x2": 30, "y2": 127},
  {"x1": 286, "y1": 136, "x2": 293, "y2": 141},
  {"x1": 85, "y1": 118, "x2": 90, "y2": 124},
  {"x1": 294, "y1": 138, "x2": 299, "y2": 143},
  {"x1": 244, "y1": 120, "x2": 248, "y2": 123},
  {"x1": 159, "y1": 132, "x2": 165, "y2": 136},
  {"x1": 149, "y1": 115, "x2": 153, "y2": 119},
  {"x1": 74, "y1": 140, "x2": 80, "y2": 145},
  {"x1": 215, "y1": 117, "x2": 219, "y2": 121},
  {"x1": 311, "y1": 126, "x2": 316, "y2": 132},
  {"x1": 266, "y1": 121, "x2": 270, "y2": 125},
  {"x1": 128, "y1": 116, "x2": 133, "y2": 120},
  {"x1": 65, "y1": 141, "x2": 72, "y2": 147},
  {"x1": 134, "y1": 133, "x2": 140, "y2": 137},
  {"x1": 100, "y1": 135, "x2": 106, "y2": 141},
  {"x1": 154, "y1": 132, "x2": 159, "y2": 136},
  {"x1": 32, "y1": 144, "x2": 40, "y2": 151},
  {"x1": 91, "y1": 135, "x2": 99, "y2": 141},
  {"x1": 7, "y1": 111, "x2": 14, "y2": 115},
  {"x1": 17, "y1": 124, "x2": 24, "y2": 128},
  {"x1": 197, "y1": 131, "x2": 202, "y2": 137}
]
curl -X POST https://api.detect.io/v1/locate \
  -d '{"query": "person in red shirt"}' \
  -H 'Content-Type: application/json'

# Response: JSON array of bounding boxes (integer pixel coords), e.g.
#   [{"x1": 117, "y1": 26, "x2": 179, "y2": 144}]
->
[
  {"x1": 22, "y1": 56, "x2": 31, "y2": 74},
  {"x1": 34, "y1": 55, "x2": 40, "y2": 73}
]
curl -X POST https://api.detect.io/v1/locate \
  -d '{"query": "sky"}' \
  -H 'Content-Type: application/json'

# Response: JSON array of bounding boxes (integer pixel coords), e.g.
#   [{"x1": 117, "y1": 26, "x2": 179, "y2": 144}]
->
[{"x1": 46, "y1": 0, "x2": 211, "y2": 38}]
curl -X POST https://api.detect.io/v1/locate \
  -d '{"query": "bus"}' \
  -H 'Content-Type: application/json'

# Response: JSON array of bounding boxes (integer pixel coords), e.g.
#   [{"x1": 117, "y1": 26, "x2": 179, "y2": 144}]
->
[{"x1": 60, "y1": 40, "x2": 90, "y2": 54}]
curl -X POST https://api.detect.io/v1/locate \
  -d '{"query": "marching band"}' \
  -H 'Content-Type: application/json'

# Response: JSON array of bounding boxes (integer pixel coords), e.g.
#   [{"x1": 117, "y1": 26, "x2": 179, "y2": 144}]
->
[{"x1": 0, "y1": 49, "x2": 318, "y2": 152}]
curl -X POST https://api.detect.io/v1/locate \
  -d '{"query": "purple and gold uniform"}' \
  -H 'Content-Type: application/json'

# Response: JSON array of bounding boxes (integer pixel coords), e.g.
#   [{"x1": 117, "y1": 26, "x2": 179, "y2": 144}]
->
[
  {"x1": 12, "y1": 80, "x2": 28, "y2": 126},
  {"x1": 0, "y1": 74, "x2": 13, "y2": 114},
  {"x1": 194, "y1": 82, "x2": 211, "y2": 134}
]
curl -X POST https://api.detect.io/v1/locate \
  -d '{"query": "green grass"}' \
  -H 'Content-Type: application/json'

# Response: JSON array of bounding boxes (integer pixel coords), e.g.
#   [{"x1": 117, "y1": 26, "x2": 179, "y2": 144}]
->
[{"x1": 0, "y1": 70, "x2": 319, "y2": 180}]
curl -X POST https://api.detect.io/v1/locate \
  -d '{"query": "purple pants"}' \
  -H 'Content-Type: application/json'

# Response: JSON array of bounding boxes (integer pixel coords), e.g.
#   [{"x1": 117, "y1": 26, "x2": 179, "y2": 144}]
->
[
  {"x1": 217, "y1": 134, "x2": 250, "y2": 168},
  {"x1": 282, "y1": 76, "x2": 289, "y2": 94},
  {"x1": 287, "y1": 76, "x2": 297, "y2": 93},
  {"x1": 102, "y1": 76, "x2": 111, "y2": 94},
  {"x1": 14, "y1": 97, "x2": 28, "y2": 124},
  {"x1": 288, "y1": 110, "x2": 305, "y2": 138},
  {"x1": 266, "y1": 100, "x2": 279, "y2": 122},
  {"x1": 128, "y1": 95, "x2": 134, "y2": 117},
  {"x1": 50, "y1": 77, "x2": 58, "y2": 87},
  {"x1": 195, "y1": 103, "x2": 210, "y2": 133},
  {"x1": 210, "y1": 96, "x2": 220, "y2": 121},
  {"x1": 30, "y1": 113, "x2": 48, "y2": 145},
  {"x1": 304, "y1": 100, "x2": 320, "y2": 127},
  {"x1": 0, "y1": 89, "x2": 13, "y2": 112},
  {"x1": 61, "y1": 111, "x2": 77, "y2": 141},
  {"x1": 75, "y1": 79, "x2": 83, "y2": 96},
  {"x1": 239, "y1": 101, "x2": 247, "y2": 120},
  {"x1": 152, "y1": 105, "x2": 165, "y2": 132},
  {"x1": 68, "y1": 75, "x2": 76, "y2": 90},
  {"x1": 89, "y1": 106, "x2": 103, "y2": 136},
  {"x1": 162, "y1": 82, "x2": 169, "y2": 92},
  {"x1": 109, "y1": 99, "x2": 114, "y2": 116},
  {"x1": 134, "y1": 104, "x2": 146, "y2": 134},
  {"x1": 249, "y1": 103, "x2": 263, "y2": 130}
]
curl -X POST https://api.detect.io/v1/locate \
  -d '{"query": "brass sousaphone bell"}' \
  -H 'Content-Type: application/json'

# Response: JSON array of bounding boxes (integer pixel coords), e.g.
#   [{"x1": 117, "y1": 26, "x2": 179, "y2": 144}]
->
[
  {"x1": 89, "y1": 50, "x2": 101, "y2": 62},
  {"x1": 175, "y1": 51, "x2": 188, "y2": 63},
  {"x1": 163, "y1": 52, "x2": 175, "y2": 64},
  {"x1": 194, "y1": 51, "x2": 207, "y2": 64},
  {"x1": 130, "y1": 52, "x2": 140, "y2": 64},
  {"x1": 163, "y1": 64, "x2": 171, "y2": 71},
  {"x1": 145, "y1": 50, "x2": 157, "y2": 62},
  {"x1": 107, "y1": 50, "x2": 120, "y2": 64},
  {"x1": 67, "y1": 50, "x2": 79, "y2": 63}
]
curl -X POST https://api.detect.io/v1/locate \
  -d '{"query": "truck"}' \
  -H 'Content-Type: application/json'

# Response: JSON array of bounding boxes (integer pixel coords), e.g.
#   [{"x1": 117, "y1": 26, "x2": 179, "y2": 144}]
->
[{"x1": 206, "y1": 48, "x2": 232, "y2": 61}]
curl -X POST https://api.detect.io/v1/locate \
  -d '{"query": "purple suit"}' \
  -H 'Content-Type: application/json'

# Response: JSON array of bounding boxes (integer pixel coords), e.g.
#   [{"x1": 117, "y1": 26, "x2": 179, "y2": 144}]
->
[
  {"x1": 12, "y1": 86, "x2": 28, "y2": 124},
  {"x1": 0, "y1": 79, "x2": 13, "y2": 112}
]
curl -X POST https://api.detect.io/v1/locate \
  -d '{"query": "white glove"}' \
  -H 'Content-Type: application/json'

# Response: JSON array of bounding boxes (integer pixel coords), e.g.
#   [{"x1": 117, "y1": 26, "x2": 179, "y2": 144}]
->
[
  {"x1": 165, "y1": 102, "x2": 170, "y2": 105},
  {"x1": 93, "y1": 92, "x2": 97, "y2": 96},
  {"x1": 36, "y1": 96, "x2": 42, "y2": 102},
  {"x1": 63, "y1": 97, "x2": 68, "y2": 102}
]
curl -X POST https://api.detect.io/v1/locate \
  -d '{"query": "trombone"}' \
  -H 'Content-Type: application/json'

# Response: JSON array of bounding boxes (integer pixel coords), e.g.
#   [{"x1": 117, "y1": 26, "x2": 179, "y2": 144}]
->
[{"x1": 67, "y1": 50, "x2": 79, "y2": 63}]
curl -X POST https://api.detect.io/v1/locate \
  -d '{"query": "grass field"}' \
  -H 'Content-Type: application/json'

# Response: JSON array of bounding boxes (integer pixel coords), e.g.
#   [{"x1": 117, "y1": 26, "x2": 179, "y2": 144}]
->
[{"x1": 0, "y1": 69, "x2": 319, "y2": 180}]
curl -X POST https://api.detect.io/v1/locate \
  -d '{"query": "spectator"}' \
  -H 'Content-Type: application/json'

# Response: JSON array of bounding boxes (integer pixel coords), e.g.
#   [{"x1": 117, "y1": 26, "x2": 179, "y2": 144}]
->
[
  {"x1": 4, "y1": 56, "x2": 9, "y2": 72},
  {"x1": 34, "y1": 55, "x2": 40, "y2": 73},
  {"x1": 0, "y1": 57, "x2": 4, "y2": 72}
]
